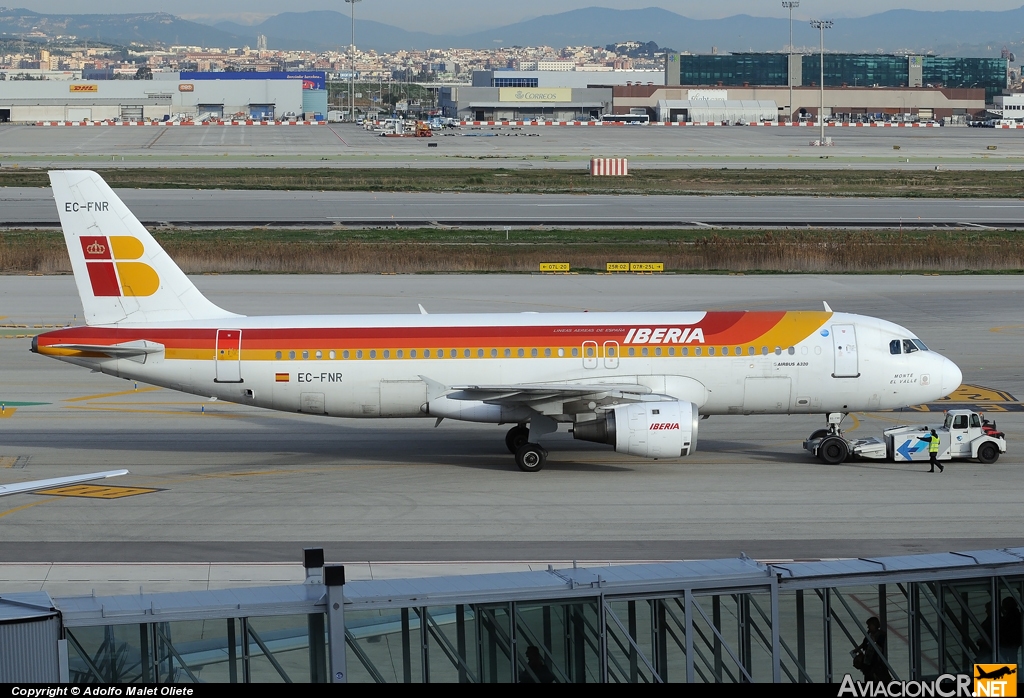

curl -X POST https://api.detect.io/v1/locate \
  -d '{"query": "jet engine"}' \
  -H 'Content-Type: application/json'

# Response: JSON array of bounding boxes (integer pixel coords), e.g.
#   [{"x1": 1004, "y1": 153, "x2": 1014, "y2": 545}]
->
[{"x1": 573, "y1": 401, "x2": 699, "y2": 458}]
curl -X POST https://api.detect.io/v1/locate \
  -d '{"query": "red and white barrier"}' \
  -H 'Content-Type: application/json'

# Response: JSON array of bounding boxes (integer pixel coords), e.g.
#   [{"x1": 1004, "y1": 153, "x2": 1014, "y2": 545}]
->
[
  {"x1": 591, "y1": 158, "x2": 629, "y2": 176},
  {"x1": 34, "y1": 120, "x2": 326, "y2": 127}
]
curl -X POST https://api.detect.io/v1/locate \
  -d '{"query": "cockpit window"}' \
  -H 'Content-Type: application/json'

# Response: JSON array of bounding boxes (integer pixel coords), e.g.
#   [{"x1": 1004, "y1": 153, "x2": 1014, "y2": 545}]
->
[
  {"x1": 903, "y1": 339, "x2": 919, "y2": 354},
  {"x1": 912, "y1": 339, "x2": 929, "y2": 352},
  {"x1": 889, "y1": 339, "x2": 901, "y2": 355}
]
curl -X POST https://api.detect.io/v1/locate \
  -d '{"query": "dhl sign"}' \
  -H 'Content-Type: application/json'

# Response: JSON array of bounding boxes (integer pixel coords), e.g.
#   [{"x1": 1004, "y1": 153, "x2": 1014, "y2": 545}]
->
[{"x1": 70, "y1": 84, "x2": 98, "y2": 93}]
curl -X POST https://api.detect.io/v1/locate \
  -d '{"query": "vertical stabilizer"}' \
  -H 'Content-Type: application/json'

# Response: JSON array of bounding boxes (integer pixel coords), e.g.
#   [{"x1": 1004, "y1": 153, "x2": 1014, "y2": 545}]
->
[{"x1": 49, "y1": 170, "x2": 240, "y2": 325}]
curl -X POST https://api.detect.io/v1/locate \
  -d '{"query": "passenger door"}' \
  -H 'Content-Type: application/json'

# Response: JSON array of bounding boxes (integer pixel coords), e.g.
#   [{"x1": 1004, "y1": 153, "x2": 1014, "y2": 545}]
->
[
  {"x1": 215, "y1": 329, "x2": 242, "y2": 383},
  {"x1": 831, "y1": 325, "x2": 859, "y2": 378},
  {"x1": 582, "y1": 341, "x2": 598, "y2": 369}
]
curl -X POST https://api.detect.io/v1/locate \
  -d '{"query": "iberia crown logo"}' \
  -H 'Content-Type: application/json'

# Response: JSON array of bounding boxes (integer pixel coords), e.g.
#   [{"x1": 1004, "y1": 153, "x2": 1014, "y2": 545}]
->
[{"x1": 80, "y1": 235, "x2": 159, "y2": 297}]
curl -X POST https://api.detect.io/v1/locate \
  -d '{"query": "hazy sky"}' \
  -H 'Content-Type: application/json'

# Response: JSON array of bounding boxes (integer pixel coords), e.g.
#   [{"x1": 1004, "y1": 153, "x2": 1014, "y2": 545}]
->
[{"x1": 13, "y1": 1, "x2": 1024, "y2": 34}]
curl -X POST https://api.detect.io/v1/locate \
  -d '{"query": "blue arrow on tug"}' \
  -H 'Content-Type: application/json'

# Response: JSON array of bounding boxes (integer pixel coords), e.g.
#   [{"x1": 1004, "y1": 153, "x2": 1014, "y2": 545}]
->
[{"x1": 897, "y1": 437, "x2": 928, "y2": 461}]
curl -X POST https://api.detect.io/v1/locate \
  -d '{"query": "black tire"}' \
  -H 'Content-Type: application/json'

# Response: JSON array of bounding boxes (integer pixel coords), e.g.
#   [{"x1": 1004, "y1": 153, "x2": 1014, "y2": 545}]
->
[
  {"x1": 505, "y1": 425, "x2": 530, "y2": 454},
  {"x1": 515, "y1": 443, "x2": 547, "y2": 473},
  {"x1": 809, "y1": 429, "x2": 829, "y2": 441},
  {"x1": 819, "y1": 436, "x2": 849, "y2": 465},
  {"x1": 977, "y1": 442, "x2": 1000, "y2": 464}
]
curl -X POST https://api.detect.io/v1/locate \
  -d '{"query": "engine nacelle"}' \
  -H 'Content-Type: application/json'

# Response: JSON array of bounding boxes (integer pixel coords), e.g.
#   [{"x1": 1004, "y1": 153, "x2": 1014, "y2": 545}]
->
[
  {"x1": 573, "y1": 401, "x2": 699, "y2": 458},
  {"x1": 424, "y1": 396, "x2": 534, "y2": 424}
]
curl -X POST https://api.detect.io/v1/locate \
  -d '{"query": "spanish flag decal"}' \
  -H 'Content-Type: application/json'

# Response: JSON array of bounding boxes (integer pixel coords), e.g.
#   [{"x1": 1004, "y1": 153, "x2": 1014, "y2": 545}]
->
[{"x1": 275, "y1": 373, "x2": 289, "y2": 383}]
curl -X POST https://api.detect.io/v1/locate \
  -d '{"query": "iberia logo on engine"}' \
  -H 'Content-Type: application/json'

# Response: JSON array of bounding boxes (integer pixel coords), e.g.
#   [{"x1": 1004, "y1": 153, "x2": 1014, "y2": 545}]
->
[
  {"x1": 80, "y1": 236, "x2": 159, "y2": 297},
  {"x1": 650, "y1": 423, "x2": 680, "y2": 430}
]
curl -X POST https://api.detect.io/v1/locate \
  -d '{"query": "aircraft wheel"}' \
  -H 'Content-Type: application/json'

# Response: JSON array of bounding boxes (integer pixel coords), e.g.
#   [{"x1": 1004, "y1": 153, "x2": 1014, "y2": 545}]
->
[
  {"x1": 977, "y1": 442, "x2": 1000, "y2": 464},
  {"x1": 515, "y1": 443, "x2": 547, "y2": 473},
  {"x1": 505, "y1": 425, "x2": 530, "y2": 454},
  {"x1": 819, "y1": 436, "x2": 849, "y2": 465}
]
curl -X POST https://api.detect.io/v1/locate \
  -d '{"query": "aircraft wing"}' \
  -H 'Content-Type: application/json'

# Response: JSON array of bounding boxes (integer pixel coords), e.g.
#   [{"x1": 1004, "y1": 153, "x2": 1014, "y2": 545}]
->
[
  {"x1": 449, "y1": 383, "x2": 654, "y2": 402},
  {"x1": 0, "y1": 469, "x2": 129, "y2": 497}
]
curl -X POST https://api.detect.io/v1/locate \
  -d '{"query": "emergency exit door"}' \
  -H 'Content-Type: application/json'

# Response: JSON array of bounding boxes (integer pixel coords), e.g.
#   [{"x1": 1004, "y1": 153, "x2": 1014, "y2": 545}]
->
[
  {"x1": 215, "y1": 329, "x2": 242, "y2": 383},
  {"x1": 831, "y1": 324, "x2": 859, "y2": 378}
]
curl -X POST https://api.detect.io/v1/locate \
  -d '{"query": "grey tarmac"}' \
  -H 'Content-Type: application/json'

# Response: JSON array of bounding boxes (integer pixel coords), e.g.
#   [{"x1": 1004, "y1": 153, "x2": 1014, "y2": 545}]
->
[
  {"x1": 0, "y1": 274, "x2": 1020, "y2": 564},
  {"x1": 5, "y1": 187, "x2": 1024, "y2": 228},
  {"x1": 1, "y1": 122, "x2": 1023, "y2": 169}
]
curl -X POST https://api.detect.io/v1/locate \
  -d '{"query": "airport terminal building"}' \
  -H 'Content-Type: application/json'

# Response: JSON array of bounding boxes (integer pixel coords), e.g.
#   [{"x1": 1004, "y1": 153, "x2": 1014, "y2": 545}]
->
[
  {"x1": 439, "y1": 69, "x2": 663, "y2": 121},
  {"x1": 613, "y1": 53, "x2": 1008, "y2": 122},
  {"x1": 0, "y1": 71, "x2": 327, "y2": 122}
]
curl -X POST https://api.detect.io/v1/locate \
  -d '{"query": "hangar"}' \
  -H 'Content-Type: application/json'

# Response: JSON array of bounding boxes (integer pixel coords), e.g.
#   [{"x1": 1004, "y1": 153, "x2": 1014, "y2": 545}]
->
[{"x1": 0, "y1": 71, "x2": 323, "y2": 123}]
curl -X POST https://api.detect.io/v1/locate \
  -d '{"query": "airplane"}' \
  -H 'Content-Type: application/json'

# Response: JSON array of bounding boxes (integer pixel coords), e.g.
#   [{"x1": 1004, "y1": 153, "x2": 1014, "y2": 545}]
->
[
  {"x1": 31, "y1": 170, "x2": 963, "y2": 472},
  {"x1": 975, "y1": 666, "x2": 1016, "y2": 680},
  {"x1": 0, "y1": 470, "x2": 129, "y2": 497}
]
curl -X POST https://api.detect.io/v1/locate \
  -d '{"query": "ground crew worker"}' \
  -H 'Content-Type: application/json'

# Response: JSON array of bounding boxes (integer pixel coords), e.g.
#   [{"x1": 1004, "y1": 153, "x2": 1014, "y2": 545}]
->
[{"x1": 918, "y1": 429, "x2": 943, "y2": 472}]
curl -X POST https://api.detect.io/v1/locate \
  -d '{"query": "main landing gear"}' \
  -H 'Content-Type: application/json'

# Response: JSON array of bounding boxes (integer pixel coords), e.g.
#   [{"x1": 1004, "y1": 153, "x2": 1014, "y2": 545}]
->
[{"x1": 506, "y1": 425, "x2": 547, "y2": 472}]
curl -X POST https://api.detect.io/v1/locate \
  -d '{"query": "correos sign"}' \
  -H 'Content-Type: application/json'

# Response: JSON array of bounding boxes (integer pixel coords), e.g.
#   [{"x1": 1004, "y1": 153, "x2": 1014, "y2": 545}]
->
[{"x1": 499, "y1": 87, "x2": 572, "y2": 103}]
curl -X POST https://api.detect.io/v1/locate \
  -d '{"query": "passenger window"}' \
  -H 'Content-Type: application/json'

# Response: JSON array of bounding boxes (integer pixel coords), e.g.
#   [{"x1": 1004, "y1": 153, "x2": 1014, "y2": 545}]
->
[
  {"x1": 571, "y1": 348, "x2": 578, "y2": 357},
  {"x1": 903, "y1": 339, "x2": 919, "y2": 354},
  {"x1": 438, "y1": 349, "x2": 444, "y2": 358},
  {"x1": 682, "y1": 347, "x2": 688, "y2": 356},
  {"x1": 970, "y1": 414, "x2": 981, "y2": 428},
  {"x1": 695, "y1": 347, "x2": 702, "y2": 356},
  {"x1": 531, "y1": 348, "x2": 538, "y2": 358},
  {"x1": 518, "y1": 348, "x2": 525, "y2": 358},
  {"x1": 478, "y1": 349, "x2": 484, "y2": 358},
  {"x1": 762, "y1": 347, "x2": 769, "y2": 356},
  {"x1": 775, "y1": 347, "x2": 782, "y2": 356},
  {"x1": 464, "y1": 349, "x2": 470, "y2": 358},
  {"x1": 451, "y1": 349, "x2": 457, "y2": 358},
  {"x1": 722, "y1": 347, "x2": 729, "y2": 356},
  {"x1": 369, "y1": 350, "x2": 376, "y2": 359},
  {"x1": 668, "y1": 347, "x2": 675, "y2": 356},
  {"x1": 343, "y1": 350, "x2": 350, "y2": 359},
  {"x1": 410, "y1": 350, "x2": 417, "y2": 358},
  {"x1": 382, "y1": 350, "x2": 389, "y2": 359},
  {"x1": 544, "y1": 348, "x2": 551, "y2": 357},
  {"x1": 788, "y1": 347, "x2": 795, "y2": 355},
  {"x1": 505, "y1": 348, "x2": 512, "y2": 357},
  {"x1": 397, "y1": 350, "x2": 403, "y2": 358},
  {"x1": 491, "y1": 348, "x2": 498, "y2": 358},
  {"x1": 607, "y1": 347, "x2": 615, "y2": 357},
  {"x1": 628, "y1": 348, "x2": 635, "y2": 356},
  {"x1": 953, "y1": 415, "x2": 968, "y2": 429},
  {"x1": 642, "y1": 347, "x2": 649, "y2": 356},
  {"x1": 708, "y1": 347, "x2": 715, "y2": 356},
  {"x1": 557, "y1": 348, "x2": 564, "y2": 357},
  {"x1": 424, "y1": 350, "x2": 430, "y2": 358},
  {"x1": 748, "y1": 347, "x2": 755, "y2": 356},
  {"x1": 289, "y1": 351, "x2": 296, "y2": 360},
  {"x1": 275, "y1": 351, "x2": 282, "y2": 360},
  {"x1": 655, "y1": 347, "x2": 662, "y2": 356},
  {"x1": 329, "y1": 351, "x2": 336, "y2": 360},
  {"x1": 302, "y1": 351, "x2": 309, "y2": 359},
  {"x1": 357, "y1": 350, "x2": 363, "y2": 359},
  {"x1": 890, "y1": 339, "x2": 902, "y2": 355},
  {"x1": 586, "y1": 346, "x2": 594, "y2": 357},
  {"x1": 316, "y1": 351, "x2": 323, "y2": 359}
]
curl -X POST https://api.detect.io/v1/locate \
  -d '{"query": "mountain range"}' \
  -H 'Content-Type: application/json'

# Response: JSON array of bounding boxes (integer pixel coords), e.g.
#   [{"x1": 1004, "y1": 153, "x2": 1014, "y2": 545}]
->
[{"x1": 1, "y1": 5, "x2": 1022, "y2": 56}]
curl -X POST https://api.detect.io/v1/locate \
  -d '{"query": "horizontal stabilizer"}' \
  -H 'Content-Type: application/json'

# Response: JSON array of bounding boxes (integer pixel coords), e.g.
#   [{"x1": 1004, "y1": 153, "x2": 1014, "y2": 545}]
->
[{"x1": 0, "y1": 469, "x2": 129, "y2": 497}]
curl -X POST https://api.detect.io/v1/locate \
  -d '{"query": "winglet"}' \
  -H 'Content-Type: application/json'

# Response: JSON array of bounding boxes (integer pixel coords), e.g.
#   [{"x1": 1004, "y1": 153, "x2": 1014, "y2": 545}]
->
[
  {"x1": 823, "y1": 302, "x2": 833, "y2": 312},
  {"x1": 418, "y1": 304, "x2": 429, "y2": 315}
]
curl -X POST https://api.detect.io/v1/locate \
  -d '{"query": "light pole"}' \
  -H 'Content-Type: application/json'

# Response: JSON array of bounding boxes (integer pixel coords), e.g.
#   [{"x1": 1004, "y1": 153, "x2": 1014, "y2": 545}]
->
[
  {"x1": 782, "y1": 2, "x2": 799, "y2": 122},
  {"x1": 345, "y1": 0, "x2": 362, "y2": 122},
  {"x1": 810, "y1": 19, "x2": 832, "y2": 143}
]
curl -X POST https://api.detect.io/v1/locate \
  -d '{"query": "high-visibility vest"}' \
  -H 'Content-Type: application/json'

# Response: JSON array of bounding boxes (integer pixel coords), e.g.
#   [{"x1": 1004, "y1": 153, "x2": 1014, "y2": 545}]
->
[{"x1": 929, "y1": 435, "x2": 940, "y2": 452}]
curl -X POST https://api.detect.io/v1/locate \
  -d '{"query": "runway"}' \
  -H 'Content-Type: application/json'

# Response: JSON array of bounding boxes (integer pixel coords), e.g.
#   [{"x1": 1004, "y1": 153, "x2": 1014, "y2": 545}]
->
[
  {"x1": 2, "y1": 122, "x2": 1024, "y2": 169},
  {"x1": 5, "y1": 187, "x2": 1024, "y2": 228},
  {"x1": 1, "y1": 274, "x2": 1020, "y2": 565}
]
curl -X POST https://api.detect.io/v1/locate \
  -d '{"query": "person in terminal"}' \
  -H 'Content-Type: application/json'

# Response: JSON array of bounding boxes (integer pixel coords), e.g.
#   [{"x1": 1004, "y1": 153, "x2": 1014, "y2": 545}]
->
[
  {"x1": 852, "y1": 617, "x2": 891, "y2": 682},
  {"x1": 918, "y1": 429, "x2": 943, "y2": 472},
  {"x1": 521, "y1": 645, "x2": 557, "y2": 683},
  {"x1": 999, "y1": 597, "x2": 1022, "y2": 663}
]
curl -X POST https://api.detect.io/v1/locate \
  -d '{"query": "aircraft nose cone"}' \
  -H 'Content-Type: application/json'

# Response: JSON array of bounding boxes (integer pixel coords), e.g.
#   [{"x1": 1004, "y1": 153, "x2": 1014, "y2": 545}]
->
[{"x1": 941, "y1": 358, "x2": 963, "y2": 397}]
